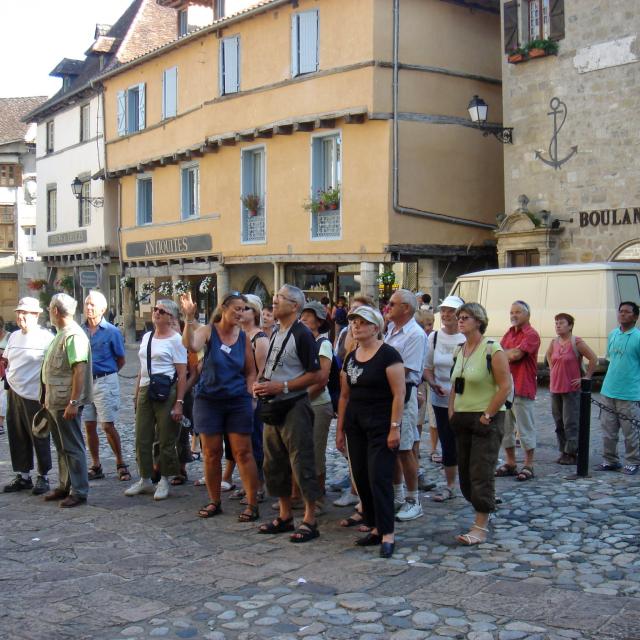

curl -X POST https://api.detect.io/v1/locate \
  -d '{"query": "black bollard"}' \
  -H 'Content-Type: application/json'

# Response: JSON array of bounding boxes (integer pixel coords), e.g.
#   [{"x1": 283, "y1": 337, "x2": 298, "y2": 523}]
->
[{"x1": 576, "y1": 377, "x2": 592, "y2": 477}]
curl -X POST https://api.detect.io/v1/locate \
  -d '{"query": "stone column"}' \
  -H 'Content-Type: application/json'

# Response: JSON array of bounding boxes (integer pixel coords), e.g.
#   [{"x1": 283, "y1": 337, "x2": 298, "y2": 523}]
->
[
  {"x1": 359, "y1": 261, "x2": 378, "y2": 301},
  {"x1": 272, "y1": 261, "x2": 280, "y2": 293},
  {"x1": 417, "y1": 258, "x2": 439, "y2": 303},
  {"x1": 216, "y1": 265, "x2": 229, "y2": 299},
  {"x1": 122, "y1": 280, "x2": 137, "y2": 344}
]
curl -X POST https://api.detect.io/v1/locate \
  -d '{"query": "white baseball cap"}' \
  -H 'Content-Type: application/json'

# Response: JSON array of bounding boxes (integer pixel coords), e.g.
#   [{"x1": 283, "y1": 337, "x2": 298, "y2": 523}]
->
[
  {"x1": 347, "y1": 306, "x2": 385, "y2": 332},
  {"x1": 438, "y1": 295, "x2": 465, "y2": 311}
]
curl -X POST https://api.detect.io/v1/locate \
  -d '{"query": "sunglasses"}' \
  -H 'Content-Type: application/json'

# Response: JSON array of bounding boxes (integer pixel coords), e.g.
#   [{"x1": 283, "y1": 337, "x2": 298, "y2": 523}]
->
[
  {"x1": 222, "y1": 291, "x2": 247, "y2": 305},
  {"x1": 457, "y1": 315, "x2": 473, "y2": 321},
  {"x1": 153, "y1": 306, "x2": 173, "y2": 317},
  {"x1": 275, "y1": 293, "x2": 297, "y2": 304}
]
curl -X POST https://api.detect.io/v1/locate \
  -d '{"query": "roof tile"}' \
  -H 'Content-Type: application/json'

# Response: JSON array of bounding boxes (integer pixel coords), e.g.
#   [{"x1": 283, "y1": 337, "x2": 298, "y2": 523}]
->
[{"x1": 0, "y1": 97, "x2": 48, "y2": 145}]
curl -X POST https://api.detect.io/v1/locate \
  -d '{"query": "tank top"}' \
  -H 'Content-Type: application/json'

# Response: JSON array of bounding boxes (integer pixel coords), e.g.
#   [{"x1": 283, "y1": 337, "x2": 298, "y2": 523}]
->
[
  {"x1": 195, "y1": 326, "x2": 248, "y2": 400},
  {"x1": 549, "y1": 336, "x2": 584, "y2": 394}
]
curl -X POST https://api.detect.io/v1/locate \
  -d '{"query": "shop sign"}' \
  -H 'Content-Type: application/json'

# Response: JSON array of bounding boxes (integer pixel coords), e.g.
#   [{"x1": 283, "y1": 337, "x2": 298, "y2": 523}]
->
[
  {"x1": 79, "y1": 271, "x2": 99, "y2": 288},
  {"x1": 48, "y1": 230, "x2": 87, "y2": 246},
  {"x1": 126, "y1": 234, "x2": 212, "y2": 258},
  {"x1": 579, "y1": 208, "x2": 640, "y2": 228}
]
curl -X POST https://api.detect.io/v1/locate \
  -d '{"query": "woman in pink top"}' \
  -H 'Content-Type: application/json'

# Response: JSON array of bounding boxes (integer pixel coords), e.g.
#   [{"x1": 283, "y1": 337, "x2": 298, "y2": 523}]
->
[{"x1": 545, "y1": 313, "x2": 597, "y2": 465}]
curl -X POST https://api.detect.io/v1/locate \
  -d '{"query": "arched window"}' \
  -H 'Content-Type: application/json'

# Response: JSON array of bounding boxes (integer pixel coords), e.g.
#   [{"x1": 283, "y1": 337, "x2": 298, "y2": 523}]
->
[{"x1": 244, "y1": 276, "x2": 269, "y2": 305}]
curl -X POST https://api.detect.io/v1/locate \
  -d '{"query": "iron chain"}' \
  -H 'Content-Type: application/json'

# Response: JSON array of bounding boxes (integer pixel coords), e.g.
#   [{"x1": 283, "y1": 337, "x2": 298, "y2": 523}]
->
[{"x1": 590, "y1": 397, "x2": 640, "y2": 429}]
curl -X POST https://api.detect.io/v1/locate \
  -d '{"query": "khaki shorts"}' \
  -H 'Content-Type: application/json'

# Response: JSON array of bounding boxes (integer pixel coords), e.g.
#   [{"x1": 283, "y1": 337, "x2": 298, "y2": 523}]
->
[
  {"x1": 502, "y1": 396, "x2": 536, "y2": 450},
  {"x1": 399, "y1": 386, "x2": 420, "y2": 451},
  {"x1": 83, "y1": 373, "x2": 120, "y2": 423}
]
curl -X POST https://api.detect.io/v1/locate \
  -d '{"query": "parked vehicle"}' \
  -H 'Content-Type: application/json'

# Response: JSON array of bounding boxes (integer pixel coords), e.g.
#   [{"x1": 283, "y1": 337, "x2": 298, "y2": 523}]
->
[{"x1": 444, "y1": 262, "x2": 640, "y2": 370}]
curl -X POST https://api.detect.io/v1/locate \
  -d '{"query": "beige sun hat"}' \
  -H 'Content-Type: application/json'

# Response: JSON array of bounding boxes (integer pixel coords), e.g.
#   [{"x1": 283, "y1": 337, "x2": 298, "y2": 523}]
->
[{"x1": 15, "y1": 297, "x2": 43, "y2": 314}]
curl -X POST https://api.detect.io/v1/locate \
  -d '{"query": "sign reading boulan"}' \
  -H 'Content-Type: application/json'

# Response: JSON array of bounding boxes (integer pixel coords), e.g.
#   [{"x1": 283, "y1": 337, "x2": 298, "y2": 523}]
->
[
  {"x1": 48, "y1": 230, "x2": 87, "y2": 246},
  {"x1": 126, "y1": 234, "x2": 212, "y2": 258},
  {"x1": 580, "y1": 208, "x2": 640, "y2": 228}
]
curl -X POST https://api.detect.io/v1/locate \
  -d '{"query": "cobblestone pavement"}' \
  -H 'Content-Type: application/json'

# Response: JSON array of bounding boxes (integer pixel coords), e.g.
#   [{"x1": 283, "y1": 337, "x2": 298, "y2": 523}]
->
[{"x1": 0, "y1": 345, "x2": 639, "y2": 640}]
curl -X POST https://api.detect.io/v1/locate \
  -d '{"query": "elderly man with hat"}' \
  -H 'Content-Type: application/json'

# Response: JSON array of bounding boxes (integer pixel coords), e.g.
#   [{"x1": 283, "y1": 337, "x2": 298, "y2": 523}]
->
[{"x1": 2, "y1": 297, "x2": 54, "y2": 495}]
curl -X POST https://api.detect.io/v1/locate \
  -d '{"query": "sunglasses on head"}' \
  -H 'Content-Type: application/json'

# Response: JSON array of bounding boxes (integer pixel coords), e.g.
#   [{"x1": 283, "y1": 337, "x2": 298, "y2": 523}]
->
[
  {"x1": 153, "y1": 306, "x2": 173, "y2": 317},
  {"x1": 222, "y1": 291, "x2": 247, "y2": 305}
]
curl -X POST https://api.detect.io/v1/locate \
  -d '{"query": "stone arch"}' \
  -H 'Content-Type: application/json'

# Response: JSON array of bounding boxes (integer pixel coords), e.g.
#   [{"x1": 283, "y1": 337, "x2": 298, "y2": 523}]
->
[{"x1": 609, "y1": 239, "x2": 640, "y2": 262}]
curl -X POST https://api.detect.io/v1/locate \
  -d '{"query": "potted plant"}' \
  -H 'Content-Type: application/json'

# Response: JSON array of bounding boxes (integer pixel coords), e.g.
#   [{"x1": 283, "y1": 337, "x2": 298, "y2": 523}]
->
[
  {"x1": 199, "y1": 276, "x2": 214, "y2": 294},
  {"x1": 156, "y1": 281, "x2": 173, "y2": 297},
  {"x1": 241, "y1": 194, "x2": 261, "y2": 217},
  {"x1": 303, "y1": 191, "x2": 325, "y2": 215},
  {"x1": 507, "y1": 46, "x2": 527, "y2": 64},
  {"x1": 527, "y1": 38, "x2": 559, "y2": 58},
  {"x1": 27, "y1": 278, "x2": 48, "y2": 291},
  {"x1": 173, "y1": 280, "x2": 191, "y2": 296},
  {"x1": 120, "y1": 275, "x2": 134, "y2": 289},
  {"x1": 320, "y1": 185, "x2": 340, "y2": 210},
  {"x1": 55, "y1": 275, "x2": 75, "y2": 293}
]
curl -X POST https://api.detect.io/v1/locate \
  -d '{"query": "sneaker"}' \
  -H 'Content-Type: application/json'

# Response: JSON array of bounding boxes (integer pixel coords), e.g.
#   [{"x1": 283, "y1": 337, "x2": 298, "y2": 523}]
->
[
  {"x1": 394, "y1": 498, "x2": 405, "y2": 513},
  {"x1": 154, "y1": 477, "x2": 170, "y2": 500},
  {"x1": 3, "y1": 474, "x2": 33, "y2": 493},
  {"x1": 329, "y1": 475, "x2": 351, "y2": 492},
  {"x1": 124, "y1": 479, "x2": 155, "y2": 496},
  {"x1": 333, "y1": 490, "x2": 359, "y2": 507},
  {"x1": 396, "y1": 499, "x2": 423, "y2": 521},
  {"x1": 623, "y1": 464, "x2": 639, "y2": 476},
  {"x1": 596, "y1": 462, "x2": 622, "y2": 472},
  {"x1": 32, "y1": 476, "x2": 50, "y2": 496}
]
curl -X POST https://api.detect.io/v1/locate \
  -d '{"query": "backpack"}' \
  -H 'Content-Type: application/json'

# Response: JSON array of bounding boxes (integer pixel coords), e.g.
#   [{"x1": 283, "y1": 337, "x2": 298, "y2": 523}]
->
[{"x1": 318, "y1": 336, "x2": 341, "y2": 412}]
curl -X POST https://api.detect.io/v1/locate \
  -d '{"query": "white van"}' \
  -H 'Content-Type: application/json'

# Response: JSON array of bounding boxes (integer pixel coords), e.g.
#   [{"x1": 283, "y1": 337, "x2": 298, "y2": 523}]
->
[{"x1": 446, "y1": 262, "x2": 640, "y2": 369}]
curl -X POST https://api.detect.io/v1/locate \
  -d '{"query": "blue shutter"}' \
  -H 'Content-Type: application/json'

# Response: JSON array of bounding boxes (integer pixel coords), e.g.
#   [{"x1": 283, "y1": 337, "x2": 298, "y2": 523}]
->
[
  {"x1": 181, "y1": 168, "x2": 189, "y2": 219},
  {"x1": 311, "y1": 138, "x2": 323, "y2": 237},
  {"x1": 298, "y1": 10, "x2": 318, "y2": 74},
  {"x1": 163, "y1": 67, "x2": 177, "y2": 118},
  {"x1": 138, "y1": 83, "x2": 146, "y2": 130},
  {"x1": 117, "y1": 90, "x2": 126, "y2": 136},
  {"x1": 291, "y1": 14, "x2": 299, "y2": 76},
  {"x1": 222, "y1": 37, "x2": 239, "y2": 94},
  {"x1": 241, "y1": 152, "x2": 253, "y2": 242}
]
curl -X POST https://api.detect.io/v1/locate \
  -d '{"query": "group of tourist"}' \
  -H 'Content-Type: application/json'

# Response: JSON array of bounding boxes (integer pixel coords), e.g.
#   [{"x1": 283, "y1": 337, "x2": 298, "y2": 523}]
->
[{"x1": 2, "y1": 282, "x2": 640, "y2": 558}]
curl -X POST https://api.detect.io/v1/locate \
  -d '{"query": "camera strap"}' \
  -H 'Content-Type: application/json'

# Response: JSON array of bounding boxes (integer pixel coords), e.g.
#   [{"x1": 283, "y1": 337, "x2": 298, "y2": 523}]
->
[{"x1": 262, "y1": 322, "x2": 296, "y2": 380}]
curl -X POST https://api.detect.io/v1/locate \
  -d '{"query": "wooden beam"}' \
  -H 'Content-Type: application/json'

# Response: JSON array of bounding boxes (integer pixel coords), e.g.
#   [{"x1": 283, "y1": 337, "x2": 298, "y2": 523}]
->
[
  {"x1": 345, "y1": 113, "x2": 366, "y2": 124},
  {"x1": 318, "y1": 118, "x2": 336, "y2": 128},
  {"x1": 256, "y1": 127, "x2": 273, "y2": 139},
  {"x1": 274, "y1": 124, "x2": 293, "y2": 135},
  {"x1": 220, "y1": 135, "x2": 237, "y2": 146},
  {"x1": 294, "y1": 122, "x2": 315, "y2": 132},
  {"x1": 238, "y1": 131, "x2": 255, "y2": 142}
]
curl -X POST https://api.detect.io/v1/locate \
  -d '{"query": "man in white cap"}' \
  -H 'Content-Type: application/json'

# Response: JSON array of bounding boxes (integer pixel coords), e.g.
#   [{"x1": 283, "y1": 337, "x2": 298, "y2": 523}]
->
[{"x1": 2, "y1": 297, "x2": 54, "y2": 495}]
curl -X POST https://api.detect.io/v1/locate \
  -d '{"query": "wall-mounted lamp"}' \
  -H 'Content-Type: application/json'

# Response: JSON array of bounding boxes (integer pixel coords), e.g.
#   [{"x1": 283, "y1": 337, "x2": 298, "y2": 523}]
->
[
  {"x1": 71, "y1": 177, "x2": 103, "y2": 208},
  {"x1": 468, "y1": 95, "x2": 513, "y2": 144}
]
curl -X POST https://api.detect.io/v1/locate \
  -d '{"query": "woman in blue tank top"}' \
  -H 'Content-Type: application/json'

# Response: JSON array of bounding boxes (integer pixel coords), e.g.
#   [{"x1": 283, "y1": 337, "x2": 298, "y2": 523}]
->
[{"x1": 180, "y1": 291, "x2": 259, "y2": 522}]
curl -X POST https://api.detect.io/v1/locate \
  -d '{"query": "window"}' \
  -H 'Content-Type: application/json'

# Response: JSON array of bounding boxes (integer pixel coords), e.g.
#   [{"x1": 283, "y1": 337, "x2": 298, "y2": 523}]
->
[
  {"x1": 0, "y1": 224, "x2": 14, "y2": 250},
  {"x1": 617, "y1": 274, "x2": 640, "y2": 306},
  {"x1": 0, "y1": 205, "x2": 14, "y2": 223},
  {"x1": 79, "y1": 181, "x2": 91, "y2": 227},
  {"x1": 80, "y1": 103, "x2": 90, "y2": 142},
  {"x1": 162, "y1": 67, "x2": 178, "y2": 119},
  {"x1": 181, "y1": 163, "x2": 199, "y2": 219},
  {"x1": 178, "y1": 9, "x2": 188, "y2": 36},
  {"x1": 311, "y1": 133, "x2": 341, "y2": 240},
  {"x1": 291, "y1": 10, "x2": 319, "y2": 77},
  {"x1": 214, "y1": 0, "x2": 225, "y2": 20},
  {"x1": 452, "y1": 279, "x2": 480, "y2": 304},
  {"x1": 241, "y1": 147, "x2": 265, "y2": 243},
  {"x1": 0, "y1": 164, "x2": 20, "y2": 187},
  {"x1": 117, "y1": 84, "x2": 146, "y2": 136},
  {"x1": 507, "y1": 249, "x2": 540, "y2": 267},
  {"x1": 220, "y1": 36, "x2": 240, "y2": 95},
  {"x1": 47, "y1": 187, "x2": 57, "y2": 232},
  {"x1": 46, "y1": 120, "x2": 54, "y2": 153},
  {"x1": 22, "y1": 226, "x2": 36, "y2": 251},
  {"x1": 137, "y1": 176, "x2": 152, "y2": 225},
  {"x1": 503, "y1": 0, "x2": 564, "y2": 52}
]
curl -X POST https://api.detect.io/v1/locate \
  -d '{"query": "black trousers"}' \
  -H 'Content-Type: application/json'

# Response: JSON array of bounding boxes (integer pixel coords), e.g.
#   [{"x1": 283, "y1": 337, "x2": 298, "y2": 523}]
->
[
  {"x1": 6, "y1": 387, "x2": 52, "y2": 476},
  {"x1": 345, "y1": 402, "x2": 397, "y2": 536}
]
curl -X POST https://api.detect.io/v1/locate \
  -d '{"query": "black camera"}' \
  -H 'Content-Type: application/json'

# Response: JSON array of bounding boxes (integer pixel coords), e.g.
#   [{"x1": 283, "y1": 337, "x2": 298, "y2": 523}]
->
[
  {"x1": 257, "y1": 376, "x2": 276, "y2": 402},
  {"x1": 454, "y1": 377, "x2": 465, "y2": 394}
]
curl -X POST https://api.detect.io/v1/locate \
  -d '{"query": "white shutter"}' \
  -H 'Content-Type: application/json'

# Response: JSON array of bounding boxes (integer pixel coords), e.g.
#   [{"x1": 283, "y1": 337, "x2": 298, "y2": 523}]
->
[
  {"x1": 222, "y1": 37, "x2": 239, "y2": 94},
  {"x1": 298, "y1": 10, "x2": 318, "y2": 74},
  {"x1": 117, "y1": 90, "x2": 126, "y2": 136},
  {"x1": 291, "y1": 14, "x2": 299, "y2": 76},
  {"x1": 138, "y1": 83, "x2": 146, "y2": 130},
  {"x1": 163, "y1": 67, "x2": 177, "y2": 118}
]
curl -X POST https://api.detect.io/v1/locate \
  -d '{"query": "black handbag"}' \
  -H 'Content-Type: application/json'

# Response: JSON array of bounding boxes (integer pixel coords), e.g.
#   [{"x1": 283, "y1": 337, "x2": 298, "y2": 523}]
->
[{"x1": 146, "y1": 331, "x2": 176, "y2": 402}]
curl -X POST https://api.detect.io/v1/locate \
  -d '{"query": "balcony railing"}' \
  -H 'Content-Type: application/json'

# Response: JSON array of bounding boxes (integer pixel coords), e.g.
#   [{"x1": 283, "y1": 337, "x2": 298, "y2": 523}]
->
[
  {"x1": 245, "y1": 213, "x2": 265, "y2": 242},
  {"x1": 313, "y1": 209, "x2": 341, "y2": 239}
]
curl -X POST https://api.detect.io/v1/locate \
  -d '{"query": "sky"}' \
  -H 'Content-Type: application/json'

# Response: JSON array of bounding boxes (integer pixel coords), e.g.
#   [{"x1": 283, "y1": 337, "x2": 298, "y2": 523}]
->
[{"x1": 0, "y1": 0, "x2": 134, "y2": 98}]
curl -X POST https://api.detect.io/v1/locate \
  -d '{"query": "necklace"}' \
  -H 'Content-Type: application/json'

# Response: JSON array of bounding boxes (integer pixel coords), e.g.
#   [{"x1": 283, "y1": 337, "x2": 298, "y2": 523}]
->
[{"x1": 460, "y1": 339, "x2": 482, "y2": 373}]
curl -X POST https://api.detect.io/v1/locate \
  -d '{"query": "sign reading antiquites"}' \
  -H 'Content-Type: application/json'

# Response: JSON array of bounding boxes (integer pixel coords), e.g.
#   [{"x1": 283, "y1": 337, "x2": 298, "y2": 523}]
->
[
  {"x1": 579, "y1": 208, "x2": 640, "y2": 228},
  {"x1": 126, "y1": 234, "x2": 212, "y2": 258}
]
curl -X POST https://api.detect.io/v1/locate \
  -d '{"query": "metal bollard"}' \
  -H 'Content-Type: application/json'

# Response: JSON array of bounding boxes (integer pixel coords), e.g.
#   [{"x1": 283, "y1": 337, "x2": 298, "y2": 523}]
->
[{"x1": 576, "y1": 377, "x2": 592, "y2": 477}]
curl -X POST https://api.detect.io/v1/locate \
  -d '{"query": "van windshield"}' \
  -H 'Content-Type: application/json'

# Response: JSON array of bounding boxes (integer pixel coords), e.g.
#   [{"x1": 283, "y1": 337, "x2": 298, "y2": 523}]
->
[
  {"x1": 452, "y1": 280, "x2": 479, "y2": 304},
  {"x1": 617, "y1": 273, "x2": 640, "y2": 305}
]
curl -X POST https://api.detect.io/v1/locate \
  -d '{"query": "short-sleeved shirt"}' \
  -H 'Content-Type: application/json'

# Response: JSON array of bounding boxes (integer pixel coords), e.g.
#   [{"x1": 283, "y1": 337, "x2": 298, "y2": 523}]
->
[
  {"x1": 426, "y1": 329, "x2": 466, "y2": 408},
  {"x1": 5, "y1": 328, "x2": 54, "y2": 400},
  {"x1": 602, "y1": 326, "x2": 640, "y2": 400},
  {"x1": 343, "y1": 343, "x2": 403, "y2": 406},
  {"x1": 138, "y1": 331, "x2": 188, "y2": 387},
  {"x1": 549, "y1": 336, "x2": 585, "y2": 394},
  {"x1": 501, "y1": 323, "x2": 540, "y2": 399},
  {"x1": 385, "y1": 318, "x2": 428, "y2": 385},
  {"x1": 311, "y1": 337, "x2": 333, "y2": 407},
  {"x1": 83, "y1": 318, "x2": 125, "y2": 375},
  {"x1": 42, "y1": 329, "x2": 90, "y2": 384},
  {"x1": 263, "y1": 320, "x2": 320, "y2": 402},
  {"x1": 451, "y1": 339, "x2": 505, "y2": 413}
]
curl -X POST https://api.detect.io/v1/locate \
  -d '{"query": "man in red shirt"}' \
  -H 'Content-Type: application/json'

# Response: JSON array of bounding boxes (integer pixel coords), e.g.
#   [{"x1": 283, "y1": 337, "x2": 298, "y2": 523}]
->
[{"x1": 496, "y1": 301, "x2": 540, "y2": 481}]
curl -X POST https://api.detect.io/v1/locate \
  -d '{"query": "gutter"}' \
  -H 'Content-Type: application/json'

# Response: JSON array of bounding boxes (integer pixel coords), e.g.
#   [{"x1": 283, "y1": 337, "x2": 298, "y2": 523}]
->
[{"x1": 391, "y1": 0, "x2": 495, "y2": 231}]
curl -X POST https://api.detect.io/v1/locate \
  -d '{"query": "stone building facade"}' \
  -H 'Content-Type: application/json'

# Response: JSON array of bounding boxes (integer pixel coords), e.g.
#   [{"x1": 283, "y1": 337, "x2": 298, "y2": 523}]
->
[{"x1": 498, "y1": 0, "x2": 640, "y2": 266}]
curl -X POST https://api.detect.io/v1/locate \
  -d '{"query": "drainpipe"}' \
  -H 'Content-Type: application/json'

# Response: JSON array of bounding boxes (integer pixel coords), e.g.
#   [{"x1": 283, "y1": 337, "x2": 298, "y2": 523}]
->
[{"x1": 391, "y1": 0, "x2": 495, "y2": 231}]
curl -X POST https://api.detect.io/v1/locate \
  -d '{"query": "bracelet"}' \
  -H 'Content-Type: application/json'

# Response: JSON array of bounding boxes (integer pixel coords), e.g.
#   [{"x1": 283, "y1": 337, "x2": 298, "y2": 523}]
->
[
  {"x1": 176, "y1": 399, "x2": 184, "y2": 404},
  {"x1": 186, "y1": 319, "x2": 196, "y2": 325}
]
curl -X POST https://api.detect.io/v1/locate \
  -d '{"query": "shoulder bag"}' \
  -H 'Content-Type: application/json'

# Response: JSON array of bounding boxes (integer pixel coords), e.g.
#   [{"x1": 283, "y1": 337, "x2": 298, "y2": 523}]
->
[{"x1": 146, "y1": 331, "x2": 176, "y2": 402}]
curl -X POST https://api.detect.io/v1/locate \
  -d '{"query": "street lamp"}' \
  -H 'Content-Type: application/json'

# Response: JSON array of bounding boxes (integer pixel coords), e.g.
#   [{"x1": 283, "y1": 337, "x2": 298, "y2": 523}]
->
[
  {"x1": 467, "y1": 95, "x2": 513, "y2": 144},
  {"x1": 71, "y1": 177, "x2": 104, "y2": 207}
]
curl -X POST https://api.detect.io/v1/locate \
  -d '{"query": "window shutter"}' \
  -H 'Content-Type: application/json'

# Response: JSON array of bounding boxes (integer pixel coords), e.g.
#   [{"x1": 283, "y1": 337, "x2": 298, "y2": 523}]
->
[
  {"x1": 241, "y1": 152, "x2": 254, "y2": 242},
  {"x1": 298, "y1": 10, "x2": 319, "y2": 74},
  {"x1": 310, "y1": 138, "x2": 323, "y2": 237},
  {"x1": 117, "y1": 90, "x2": 126, "y2": 136},
  {"x1": 138, "y1": 83, "x2": 146, "y2": 130},
  {"x1": 181, "y1": 168, "x2": 189, "y2": 218},
  {"x1": 164, "y1": 67, "x2": 177, "y2": 118},
  {"x1": 222, "y1": 37, "x2": 239, "y2": 94},
  {"x1": 549, "y1": 0, "x2": 565, "y2": 41},
  {"x1": 291, "y1": 15, "x2": 299, "y2": 76},
  {"x1": 503, "y1": 1, "x2": 519, "y2": 53}
]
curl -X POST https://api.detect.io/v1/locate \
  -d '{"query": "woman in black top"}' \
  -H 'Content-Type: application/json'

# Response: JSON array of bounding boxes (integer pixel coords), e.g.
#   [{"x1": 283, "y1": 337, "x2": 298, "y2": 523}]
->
[{"x1": 336, "y1": 306, "x2": 405, "y2": 558}]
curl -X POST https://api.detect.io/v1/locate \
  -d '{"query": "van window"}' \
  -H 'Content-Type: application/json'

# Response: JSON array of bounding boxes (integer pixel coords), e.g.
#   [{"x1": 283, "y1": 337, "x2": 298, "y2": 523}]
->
[
  {"x1": 617, "y1": 274, "x2": 640, "y2": 305},
  {"x1": 452, "y1": 279, "x2": 479, "y2": 303}
]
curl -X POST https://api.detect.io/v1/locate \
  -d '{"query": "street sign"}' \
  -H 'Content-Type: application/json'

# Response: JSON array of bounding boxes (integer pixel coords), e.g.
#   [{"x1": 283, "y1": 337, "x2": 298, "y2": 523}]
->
[{"x1": 79, "y1": 271, "x2": 99, "y2": 288}]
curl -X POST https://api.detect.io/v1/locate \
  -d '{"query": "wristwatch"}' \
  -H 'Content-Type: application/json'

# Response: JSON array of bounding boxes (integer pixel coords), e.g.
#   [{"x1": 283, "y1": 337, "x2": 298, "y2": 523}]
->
[
  {"x1": 69, "y1": 399, "x2": 80, "y2": 407},
  {"x1": 390, "y1": 422, "x2": 401, "y2": 429},
  {"x1": 282, "y1": 380, "x2": 289, "y2": 394},
  {"x1": 482, "y1": 412, "x2": 493, "y2": 422},
  {"x1": 176, "y1": 399, "x2": 184, "y2": 404}
]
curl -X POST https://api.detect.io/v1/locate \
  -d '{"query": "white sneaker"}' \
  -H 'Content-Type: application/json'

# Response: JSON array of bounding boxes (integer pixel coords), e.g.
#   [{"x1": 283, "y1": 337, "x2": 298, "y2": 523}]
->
[
  {"x1": 333, "y1": 490, "x2": 359, "y2": 507},
  {"x1": 396, "y1": 499, "x2": 423, "y2": 521},
  {"x1": 154, "y1": 477, "x2": 170, "y2": 501},
  {"x1": 124, "y1": 478, "x2": 154, "y2": 496}
]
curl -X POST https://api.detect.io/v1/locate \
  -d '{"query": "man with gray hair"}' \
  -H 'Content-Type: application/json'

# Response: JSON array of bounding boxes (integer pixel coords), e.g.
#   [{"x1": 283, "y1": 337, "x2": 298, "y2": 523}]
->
[
  {"x1": 42, "y1": 293, "x2": 93, "y2": 507},
  {"x1": 82, "y1": 290, "x2": 128, "y2": 481},
  {"x1": 385, "y1": 288, "x2": 428, "y2": 521}
]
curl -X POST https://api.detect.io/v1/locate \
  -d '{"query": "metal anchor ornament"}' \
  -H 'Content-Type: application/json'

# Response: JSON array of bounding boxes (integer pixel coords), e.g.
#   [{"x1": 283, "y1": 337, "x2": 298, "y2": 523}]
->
[{"x1": 535, "y1": 97, "x2": 578, "y2": 170}]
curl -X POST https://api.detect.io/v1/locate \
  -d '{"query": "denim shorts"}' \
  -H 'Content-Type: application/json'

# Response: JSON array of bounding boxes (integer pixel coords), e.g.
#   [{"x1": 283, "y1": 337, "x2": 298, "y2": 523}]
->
[{"x1": 193, "y1": 395, "x2": 253, "y2": 436}]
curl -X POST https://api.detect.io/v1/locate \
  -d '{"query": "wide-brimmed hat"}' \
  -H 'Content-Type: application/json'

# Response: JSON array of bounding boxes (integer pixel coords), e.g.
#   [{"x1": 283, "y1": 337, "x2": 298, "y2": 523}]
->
[
  {"x1": 15, "y1": 297, "x2": 42, "y2": 314},
  {"x1": 347, "y1": 306, "x2": 385, "y2": 332},
  {"x1": 302, "y1": 300, "x2": 330, "y2": 332},
  {"x1": 32, "y1": 408, "x2": 52, "y2": 439},
  {"x1": 438, "y1": 295, "x2": 465, "y2": 311}
]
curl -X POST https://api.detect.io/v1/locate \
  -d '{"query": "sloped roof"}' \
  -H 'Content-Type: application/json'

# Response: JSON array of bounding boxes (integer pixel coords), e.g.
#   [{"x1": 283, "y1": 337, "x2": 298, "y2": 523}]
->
[
  {"x1": 0, "y1": 96, "x2": 48, "y2": 145},
  {"x1": 49, "y1": 58, "x2": 84, "y2": 77}
]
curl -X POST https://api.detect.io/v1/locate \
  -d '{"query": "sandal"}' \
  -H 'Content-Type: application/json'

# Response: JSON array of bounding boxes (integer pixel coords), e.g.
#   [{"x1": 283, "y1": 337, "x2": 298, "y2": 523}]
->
[
  {"x1": 290, "y1": 521, "x2": 319, "y2": 544},
  {"x1": 430, "y1": 451, "x2": 443, "y2": 464},
  {"x1": 495, "y1": 463, "x2": 517, "y2": 477},
  {"x1": 88, "y1": 465, "x2": 105, "y2": 480},
  {"x1": 198, "y1": 501, "x2": 223, "y2": 518},
  {"x1": 241, "y1": 489, "x2": 265, "y2": 505},
  {"x1": 515, "y1": 466, "x2": 535, "y2": 481},
  {"x1": 170, "y1": 474, "x2": 188, "y2": 486},
  {"x1": 117, "y1": 464, "x2": 131, "y2": 481},
  {"x1": 340, "y1": 511, "x2": 366, "y2": 528},
  {"x1": 238, "y1": 504, "x2": 260, "y2": 522},
  {"x1": 258, "y1": 516, "x2": 294, "y2": 534},
  {"x1": 456, "y1": 525, "x2": 488, "y2": 546},
  {"x1": 230, "y1": 488, "x2": 246, "y2": 500},
  {"x1": 432, "y1": 486, "x2": 455, "y2": 502}
]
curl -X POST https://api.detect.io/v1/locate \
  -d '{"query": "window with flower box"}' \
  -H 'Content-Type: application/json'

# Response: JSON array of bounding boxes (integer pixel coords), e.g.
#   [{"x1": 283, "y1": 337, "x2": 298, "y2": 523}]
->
[{"x1": 310, "y1": 133, "x2": 341, "y2": 240}]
